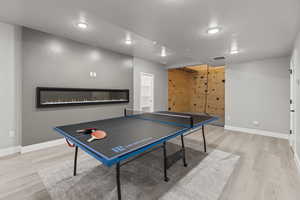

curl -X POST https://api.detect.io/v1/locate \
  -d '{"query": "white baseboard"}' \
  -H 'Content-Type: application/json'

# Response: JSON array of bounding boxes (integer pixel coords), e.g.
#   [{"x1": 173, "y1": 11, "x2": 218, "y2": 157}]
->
[
  {"x1": 224, "y1": 125, "x2": 289, "y2": 139},
  {"x1": 21, "y1": 138, "x2": 65, "y2": 154},
  {"x1": 0, "y1": 146, "x2": 21, "y2": 157},
  {"x1": 0, "y1": 138, "x2": 66, "y2": 157}
]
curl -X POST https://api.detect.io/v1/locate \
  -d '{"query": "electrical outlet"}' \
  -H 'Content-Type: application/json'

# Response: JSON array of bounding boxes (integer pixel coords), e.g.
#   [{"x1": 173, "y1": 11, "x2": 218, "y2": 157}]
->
[
  {"x1": 227, "y1": 116, "x2": 230, "y2": 121},
  {"x1": 253, "y1": 121, "x2": 259, "y2": 126},
  {"x1": 9, "y1": 130, "x2": 15, "y2": 138}
]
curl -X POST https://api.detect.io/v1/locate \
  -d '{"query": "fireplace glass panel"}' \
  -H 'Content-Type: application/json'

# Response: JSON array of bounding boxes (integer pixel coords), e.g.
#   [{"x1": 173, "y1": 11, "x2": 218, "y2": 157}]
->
[{"x1": 37, "y1": 88, "x2": 129, "y2": 107}]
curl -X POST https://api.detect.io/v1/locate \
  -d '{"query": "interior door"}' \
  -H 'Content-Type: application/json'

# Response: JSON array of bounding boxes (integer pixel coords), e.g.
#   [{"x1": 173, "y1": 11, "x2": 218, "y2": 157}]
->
[
  {"x1": 290, "y1": 55, "x2": 296, "y2": 151},
  {"x1": 140, "y1": 72, "x2": 154, "y2": 112}
]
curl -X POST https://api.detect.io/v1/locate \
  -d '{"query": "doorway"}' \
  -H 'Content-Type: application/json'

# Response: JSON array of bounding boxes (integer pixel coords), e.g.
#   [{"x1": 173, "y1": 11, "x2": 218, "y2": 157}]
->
[{"x1": 140, "y1": 72, "x2": 154, "y2": 112}]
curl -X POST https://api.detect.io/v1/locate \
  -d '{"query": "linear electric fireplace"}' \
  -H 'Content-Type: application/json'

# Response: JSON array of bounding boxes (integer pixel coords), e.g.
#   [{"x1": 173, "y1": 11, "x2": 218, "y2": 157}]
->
[{"x1": 36, "y1": 87, "x2": 129, "y2": 108}]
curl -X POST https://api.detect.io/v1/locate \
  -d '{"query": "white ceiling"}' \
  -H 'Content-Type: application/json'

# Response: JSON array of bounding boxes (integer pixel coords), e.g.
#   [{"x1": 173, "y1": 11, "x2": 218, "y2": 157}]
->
[{"x1": 0, "y1": 0, "x2": 299, "y2": 66}]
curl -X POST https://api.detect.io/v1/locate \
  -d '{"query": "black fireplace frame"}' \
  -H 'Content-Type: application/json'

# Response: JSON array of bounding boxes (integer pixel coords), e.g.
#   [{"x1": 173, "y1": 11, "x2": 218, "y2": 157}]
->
[{"x1": 36, "y1": 87, "x2": 129, "y2": 108}]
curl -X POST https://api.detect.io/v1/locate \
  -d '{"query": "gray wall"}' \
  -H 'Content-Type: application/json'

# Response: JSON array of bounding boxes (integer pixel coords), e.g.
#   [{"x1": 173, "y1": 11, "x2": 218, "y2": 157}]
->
[
  {"x1": 291, "y1": 31, "x2": 300, "y2": 160},
  {"x1": 133, "y1": 57, "x2": 168, "y2": 111},
  {"x1": 22, "y1": 28, "x2": 133, "y2": 146},
  {"x1": 225, "y1": 57, "x2": 290, "y2": 134},
  {"x1": 0, "y1": 22, "x2": 22, "y2": 149}
]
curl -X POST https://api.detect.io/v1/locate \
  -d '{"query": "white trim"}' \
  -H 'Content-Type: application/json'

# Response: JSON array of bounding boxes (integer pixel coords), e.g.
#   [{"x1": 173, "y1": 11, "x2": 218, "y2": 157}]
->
[
  {"x1": 0, "y1": 146, "x2": 21, "y2": 157},
  {"x1": 224, "y1": 125, "x2": 289, "y2": 139},
  {"x1": 289, "y1": 54, "x2": 296, "y2": 149},
  {"x1": 295, "y1": 152, "x2": 300, "y2": 175},
  {"x1": 21, "y1": 138, "x2": 65, "y2": 154}
]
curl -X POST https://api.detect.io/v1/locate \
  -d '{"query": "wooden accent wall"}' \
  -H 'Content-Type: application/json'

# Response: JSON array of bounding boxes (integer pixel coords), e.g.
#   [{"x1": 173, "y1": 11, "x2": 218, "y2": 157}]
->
[
  {"x1": 190, "y1": 65, "x2": 209, "y2": 113},
  {"x1": 206, "y1": 66, "x2": 225, "y2": 122},
  {"x1": 168, "y1": 65, "x2": 225, "y2": 122},
  {"x1": 168, "y1": 69, "x2": 191, "y2": 112}
]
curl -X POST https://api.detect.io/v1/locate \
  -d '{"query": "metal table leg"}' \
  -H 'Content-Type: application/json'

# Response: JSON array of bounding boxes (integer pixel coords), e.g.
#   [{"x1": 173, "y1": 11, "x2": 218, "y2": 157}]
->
[
  {"x1": 116, "y1": 162, "x2": 122, "y2": 200},
  {"x1": 163, "y1": 142, "x2": 169, "y2": 182},
  {"x1": 202, "y1": 125, "x2": 207, "y2": 152},
  {"x1": 73, "y1": 146, "x2": 78, "y2": 176},
  {"x1": 181, "y1": 135, "x2": 188, "y2": 167}
]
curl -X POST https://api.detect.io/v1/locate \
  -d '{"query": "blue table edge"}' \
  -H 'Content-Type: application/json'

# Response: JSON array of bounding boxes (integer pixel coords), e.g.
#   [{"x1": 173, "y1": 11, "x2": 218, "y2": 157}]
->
[{"x1": 53, "y1": 116, "x2": 219, "y2": 167}]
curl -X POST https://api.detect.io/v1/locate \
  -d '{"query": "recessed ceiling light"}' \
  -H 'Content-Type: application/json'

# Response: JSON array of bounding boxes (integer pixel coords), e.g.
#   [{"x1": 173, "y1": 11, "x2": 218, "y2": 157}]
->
[
  {"x1": 207, "y1": 27, "x2": 221, "y2": 35},
  {"x1": 125, "y1": 39, "x2": 132, "y2": 45},
  {"x1": 77, "y1": 22, "x2": 88, "y2": 29},
  {"x1": 161, "y1": 46, "x2": 167, "y2": 57},
  {"x1": 230, "y1": 49, "x2": 239, "y2": 54}
]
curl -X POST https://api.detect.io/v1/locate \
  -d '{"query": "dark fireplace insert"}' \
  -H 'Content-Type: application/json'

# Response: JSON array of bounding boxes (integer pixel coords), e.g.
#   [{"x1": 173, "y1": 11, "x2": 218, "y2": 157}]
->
[{"x1": 36, "y1": 87, "x2": 129, "y2": 108}]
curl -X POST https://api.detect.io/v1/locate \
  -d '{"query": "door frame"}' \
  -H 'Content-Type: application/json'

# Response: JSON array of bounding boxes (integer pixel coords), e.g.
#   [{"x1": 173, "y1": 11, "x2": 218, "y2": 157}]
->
[
  {"x1": 140, "y1": 72, "x2": 154, "y2": 112},
  {"x1": 290, "y1": 54, "x2": 296, "y2": 152}
]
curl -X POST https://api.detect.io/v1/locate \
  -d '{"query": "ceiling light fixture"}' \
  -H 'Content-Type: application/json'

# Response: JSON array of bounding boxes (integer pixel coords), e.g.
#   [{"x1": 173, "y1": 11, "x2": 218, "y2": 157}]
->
[
  {"x1": 77, "y1": 22, "x2": 88, "y2": 29},
  {"x1": 125, "y1": 39, "x2": 132, "y2": 45},
  {"x1": 125, "y1": 33, "x2": 133, "y2": 45},
  {"x1": 161, "y1": 46, "x2": 167, "y2": 57},
  {"x1": 230, "y1": 49, "x2": 239, "y2": 54},
  {"x1": 207, "y1": 27, "x2": 221, "y2": 35}
]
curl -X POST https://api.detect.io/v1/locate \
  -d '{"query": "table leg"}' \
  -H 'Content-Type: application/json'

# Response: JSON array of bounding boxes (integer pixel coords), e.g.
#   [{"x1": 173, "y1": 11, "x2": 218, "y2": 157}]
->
[
  {"x1": 116, "y1": 162, "x2": 122, "y2": 200},
  {"x1": 163, "y1": 142, "x2": 169, "y2": 182},
  {"x1": 73, "y1": 146, "x2": 78, "y2": 176},
  {"x1": 202, "y1": 125, "x2": 207, "y2": 152},
  {"x1": 181, "y1": 135, "x2": 188, "y2": 167}
]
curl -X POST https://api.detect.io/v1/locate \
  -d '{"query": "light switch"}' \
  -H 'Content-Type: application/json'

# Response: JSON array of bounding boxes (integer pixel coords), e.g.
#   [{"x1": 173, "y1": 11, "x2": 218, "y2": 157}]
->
[
  {"x1": 9, "y1": 130, "x2": 15, "y2": 137},
  {"x1": 90, "y1": 72, "x2": 97, "y2": 78}
]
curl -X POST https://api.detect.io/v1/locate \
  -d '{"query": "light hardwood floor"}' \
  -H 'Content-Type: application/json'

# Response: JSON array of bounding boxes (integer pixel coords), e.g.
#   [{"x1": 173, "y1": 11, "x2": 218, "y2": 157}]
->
[{"x1": 0, "y1": 125, "x2": 299, "y2": 200}]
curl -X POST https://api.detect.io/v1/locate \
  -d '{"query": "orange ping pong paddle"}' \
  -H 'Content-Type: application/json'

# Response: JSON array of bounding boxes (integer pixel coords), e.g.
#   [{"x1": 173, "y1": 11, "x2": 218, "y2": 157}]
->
[{"x1": 87, "y1": 130, "x2": 107, "y2": 142}]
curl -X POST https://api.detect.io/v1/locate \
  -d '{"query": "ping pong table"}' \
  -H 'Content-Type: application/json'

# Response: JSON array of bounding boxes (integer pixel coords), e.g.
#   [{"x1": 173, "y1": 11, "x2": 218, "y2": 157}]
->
[{"x1": 54, "y1": 109, "x2": 218, "y2": 200}]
